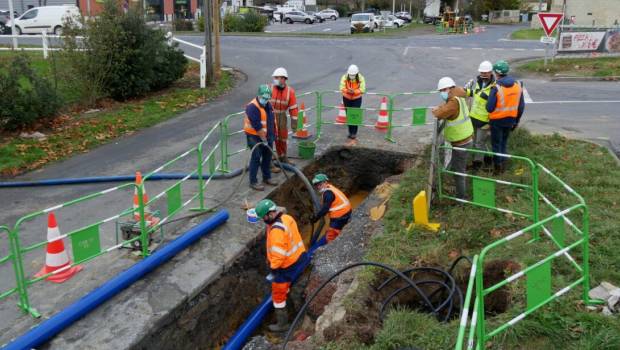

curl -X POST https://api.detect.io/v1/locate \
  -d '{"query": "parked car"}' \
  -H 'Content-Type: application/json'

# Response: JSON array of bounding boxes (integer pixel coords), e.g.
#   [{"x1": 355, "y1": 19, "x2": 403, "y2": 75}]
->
[
  {"x1": 373, "y1": 15, "x2": 384, "y2": 29},
  {"x1": 0, "y1": 9, "x2": 19, "y2": 34},
  {"x1": 306, "y1": 11, "x2": 325, "y2": 23},
  {"x1": 6, "y1": 5, "x2": 80, "y2": 35},
  {"x1": 283, "y1": 11, "x2": 315, "y2": 24},
  {"x1": 395, "y1": 11, "x2": 412, "y2": 22},
  {"x1": 316, "y1": 9, "x2": 339, "y2": 20},
  {"x1": 383, "y1": 15, "x2": 405, "y2": 28},
  {"x1": 423, "y1": 15, "x2": 441, "y2": 25},
  {"x1": 350, "y1": 13, "x2": 375, "y2": 33}
]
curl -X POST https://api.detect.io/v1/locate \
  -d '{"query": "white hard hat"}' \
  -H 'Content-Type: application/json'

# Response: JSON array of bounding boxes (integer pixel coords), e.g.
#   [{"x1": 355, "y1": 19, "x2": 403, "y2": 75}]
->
[
  {"x1": 272, "y1": 67, "x2": 288, "y2": 78},
  {"x1": 347, "y1": 64, "x2": 359, "y2": 75},
  {"x1": 437, "y1": 77, "x2": 456, "y2": 91},
  {"x1": 478, "y1": 60, "x2": 493, "y2": 73}
]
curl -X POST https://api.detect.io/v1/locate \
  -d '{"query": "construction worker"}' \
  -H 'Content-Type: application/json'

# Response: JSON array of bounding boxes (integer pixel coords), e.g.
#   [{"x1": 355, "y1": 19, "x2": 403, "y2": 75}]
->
[
  {"x1": 464, "y1": 60, "x2": 495, "y2": 170},
  {"x1": 255, "y1": 199, "x2": 308, "y2": 332},
  {"x1": 431, "y1": 77, "x2": 474, "y2": 200},
  {"x1": 310, "y1": 174, "x2": 352, "y2": 243},
  {"x1": 340, "y1": 64, "x2": 366, "y2": 146},
  {"x1": 244, "y1": 85, "x2": 279, "y2": 191},
  {"x1": 486, "y1": 60, "x2": 525, "y2": 174},
  {"x1": 271, "y1": 67, "x2": 299, "y2": 165}
]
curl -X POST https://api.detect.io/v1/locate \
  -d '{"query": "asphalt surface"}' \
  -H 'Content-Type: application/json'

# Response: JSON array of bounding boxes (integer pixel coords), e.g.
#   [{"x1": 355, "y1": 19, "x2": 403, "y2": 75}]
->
[{"x1": 1, "y1": 23, "x2": 619, "y2": 344}]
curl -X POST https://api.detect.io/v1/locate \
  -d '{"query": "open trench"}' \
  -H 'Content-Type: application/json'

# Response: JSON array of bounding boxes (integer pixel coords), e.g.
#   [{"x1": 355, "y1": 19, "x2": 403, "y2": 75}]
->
[{"x1": 131, "y1": 147, "x2": 414, "y2": 350}]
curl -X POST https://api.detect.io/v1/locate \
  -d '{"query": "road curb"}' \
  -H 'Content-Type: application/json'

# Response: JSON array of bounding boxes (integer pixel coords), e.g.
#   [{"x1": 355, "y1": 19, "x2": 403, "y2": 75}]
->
[{"x1": 550, "y1": 76, "x2": 619, "y2": 82}]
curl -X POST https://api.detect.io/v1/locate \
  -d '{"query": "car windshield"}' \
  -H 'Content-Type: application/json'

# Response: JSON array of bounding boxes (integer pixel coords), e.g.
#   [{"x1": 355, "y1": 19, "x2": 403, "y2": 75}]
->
[{"x1": 352, "y1": 14, "x2": 370, "y2": 21}]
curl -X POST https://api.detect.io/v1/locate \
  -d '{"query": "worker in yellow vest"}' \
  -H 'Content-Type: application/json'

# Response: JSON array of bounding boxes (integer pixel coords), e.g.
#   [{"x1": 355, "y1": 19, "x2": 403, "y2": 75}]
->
[
  {"x1": 311, "y1": 173, "x2": 352, "y2": 243},
  {"x1": 486, "y1": 60, "x2": 525, "y2": 174},
  {"x1": 255, "y1": 199, "x2": 309, "y2": 332},
  {"x1": 464, "y1": 60, "x2": 496, "y2": 170},
  {"x1": 432, "y1": 77, "x2": 474, "y2": 200},
  {"x1": 339, "y1": 64, "x2": 366, "y2": 146}
]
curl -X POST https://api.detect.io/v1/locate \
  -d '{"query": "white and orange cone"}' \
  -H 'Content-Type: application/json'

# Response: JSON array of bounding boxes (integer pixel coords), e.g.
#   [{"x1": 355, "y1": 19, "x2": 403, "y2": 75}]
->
[
  {"x1": 293, "y1": 102, "x2": 311, "y2": 139},
  {"x1": 335, "y1": 103, "x2": 347, "y2": 125},
  {"x1": 374, "y1": 97, "x2": 390, "y2": 132},
  {"x1": 133, "y1": 171, "x2": 159, "y2": 226},
  {"x1": 34, "y1": 212, "x2": 82, "y2": 283}
]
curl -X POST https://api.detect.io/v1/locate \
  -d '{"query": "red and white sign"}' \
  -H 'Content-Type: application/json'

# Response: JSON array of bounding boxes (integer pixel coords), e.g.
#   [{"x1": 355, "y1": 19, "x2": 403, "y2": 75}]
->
[{"x1": 537, "y1": 13, "x2": 563, "y2": 36}]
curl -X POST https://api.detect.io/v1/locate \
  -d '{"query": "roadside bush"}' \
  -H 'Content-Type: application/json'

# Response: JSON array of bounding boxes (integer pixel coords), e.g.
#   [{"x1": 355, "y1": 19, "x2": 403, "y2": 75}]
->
[
  {"x1": 174, "y1": 18, "x2": 194, "y2": 31},
  {"x1": 197, "y1": 15, "x2": 205, "y2": 31},
  {"x1": 0, "y1": 54, "x2": 62, "y2": 130},
  {"x1": 224, "y1": 10, "x2": 267, "y2": 32},
  {"x1": 332, "y1": 4, "x2": 349, "y2": 17},
  {"x1": 62, "y1": 0, "x2": 187, "y2": 102}
]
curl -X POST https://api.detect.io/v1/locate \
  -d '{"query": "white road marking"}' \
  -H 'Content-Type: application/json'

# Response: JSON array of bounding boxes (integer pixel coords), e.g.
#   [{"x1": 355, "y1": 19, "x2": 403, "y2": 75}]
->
[
  {"x1": 430, "y1": 46, "x2": 441, "y2": 49},
  {"x1": 403, "y1": 46, "x2": 410, "y2": 56},
  {"x1": 534, "y1": 49, "x2": 545, "y2": 51},
  {"x1": 323, "y1": 28, "x2": 331, "y2": 32},
  {"x1": 493, "y1": 48, "x2": 504, "y2": 50},
  {"x1": 514, "y1": 48, "x2": 526, "y2": 51},
  {"x1": 450, "y1": 47, "x2": 463, "y2": 50},
  {"x1": 522, "y1": 88, "x2": 533, "y2": 103},
  {"x1": 472, "y1": 47, "x2": 483, "y2": 50}
]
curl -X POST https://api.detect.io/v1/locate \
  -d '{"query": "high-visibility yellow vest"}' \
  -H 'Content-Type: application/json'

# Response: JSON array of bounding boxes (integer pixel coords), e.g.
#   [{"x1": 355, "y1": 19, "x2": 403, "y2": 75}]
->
[
  {"x1": 444, "y1": 97, "x2": 474, "y2": 143},
  {"x1": 467, "y1": 80, "x2": 495, "y2": 123}
]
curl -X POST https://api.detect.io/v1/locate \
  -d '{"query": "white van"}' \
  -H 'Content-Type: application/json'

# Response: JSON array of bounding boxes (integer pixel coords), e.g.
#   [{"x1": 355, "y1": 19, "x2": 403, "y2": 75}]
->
[{"x1": 7, "y1": 5, "x2": 80, "y2": 35}]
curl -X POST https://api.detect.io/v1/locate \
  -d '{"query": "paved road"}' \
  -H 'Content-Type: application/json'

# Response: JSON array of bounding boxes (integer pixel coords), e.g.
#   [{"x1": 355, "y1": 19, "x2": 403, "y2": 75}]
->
[{"x1": 1, "y1": 24, "x2": 619, "y2": 341}]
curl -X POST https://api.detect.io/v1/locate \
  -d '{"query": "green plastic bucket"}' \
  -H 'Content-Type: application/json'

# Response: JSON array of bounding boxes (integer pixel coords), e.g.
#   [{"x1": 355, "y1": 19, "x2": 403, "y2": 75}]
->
[{"x1": 298, "y1": 141, "x2": 316, "y2": 160}]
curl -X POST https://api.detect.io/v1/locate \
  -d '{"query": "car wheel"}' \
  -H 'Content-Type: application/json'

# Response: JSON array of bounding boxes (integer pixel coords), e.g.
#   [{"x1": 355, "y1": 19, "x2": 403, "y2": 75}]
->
[
  {"x1": 0, "y1": 23, "x2": 5, "y2": 35},
  {"x1": 351, "y1": 29, "x2": 354, "y2": 34},
  {"x1": 331, "y1": 15, "x2": 336, "y2": 20},
  {"x1": 286, "y1": 18, "x2": 293, "y2": 24},
  {"x1": 15, "y1": 25, "x2": 22, "y2": 35},
  {"x1": 54, "y1": 25, "x2": 63, "y2": 35},
  {"x1": 395, "y1": 23, "x2": 400, "y2": 28},
  {"x1": 305, "y1": 18, "x2": 311, "y2": 24},
  {"x1": 374, "y1": 23, "x2": 378, "y2": 29}
]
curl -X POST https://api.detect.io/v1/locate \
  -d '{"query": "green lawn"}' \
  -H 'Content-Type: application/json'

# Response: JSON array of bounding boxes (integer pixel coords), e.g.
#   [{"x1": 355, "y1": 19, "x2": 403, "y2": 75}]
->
[
  {"x1": 329, "y1": 129, "x2": 620, "y2": 349},
  {"x1": 510, "y1": 28, "x2": 551, "y2": 40},
  {"x1": 0, "y1": 51, "x2": 234, "y2": 176},
  {"x1": 518, "y1": 57, "x2": 620, "y2": 77}
]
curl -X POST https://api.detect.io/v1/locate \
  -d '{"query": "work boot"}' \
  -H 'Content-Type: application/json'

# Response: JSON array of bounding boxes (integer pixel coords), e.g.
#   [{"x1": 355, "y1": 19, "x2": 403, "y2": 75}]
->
[
  {"x1": 264, "y1": 178, "x2": 279, "y2": 186},
  {"x1": 345, "y1": 137, "x2": 358, "y2": 147},
  {"x1": 268, "y1": 308, "x2": 290, "y2": 332},
  {"x1": 250, "y1": 183, "x2": 265, "y2": 191}
]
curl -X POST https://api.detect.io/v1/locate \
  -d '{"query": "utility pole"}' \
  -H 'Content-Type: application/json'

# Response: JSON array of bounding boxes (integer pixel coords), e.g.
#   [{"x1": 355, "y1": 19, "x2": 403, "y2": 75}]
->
[
  {"x1": 213, "y1": 0, "x2": 221, "y2": 79},
  {"x1": 392, "y1": 0, "x2": 395, "y2": 14},
  {"x1": 204, "y1": 0, "x2": 214, "y2": 84},
  {"x1": 8, "y1": 0, "x2": 17, "y2": 48}
]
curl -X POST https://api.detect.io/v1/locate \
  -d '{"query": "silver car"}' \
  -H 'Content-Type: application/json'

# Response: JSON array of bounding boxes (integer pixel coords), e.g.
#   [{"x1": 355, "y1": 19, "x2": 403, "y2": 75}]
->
[
  {"x1": 317, "y1": 9, "x2": 339, "y2": 20},
  {"x1": 283, "y1": 11, "x2": 315, "y2": 24}
]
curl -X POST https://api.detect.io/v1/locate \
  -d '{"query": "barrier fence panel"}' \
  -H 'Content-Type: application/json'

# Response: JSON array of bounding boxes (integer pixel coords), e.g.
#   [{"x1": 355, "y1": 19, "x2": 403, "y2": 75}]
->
[
  {"x1": 389, "y1": 91, "x2": 438, "y2": 142},
  {"x1": 454, "y1": 254, "x2": 478, "y2": 350},
  {"x1": 195, "y1": 122, "x2": 223, "y2": 212},
  {"x1": 0, "y1": 225, "x2": 22, "y2": 313}
]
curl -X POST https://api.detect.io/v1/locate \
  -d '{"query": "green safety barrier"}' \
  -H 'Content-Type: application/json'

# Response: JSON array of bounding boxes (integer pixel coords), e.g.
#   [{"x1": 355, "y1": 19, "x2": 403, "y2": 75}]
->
[{"x1": 444, "y1": 147, "x2": 598, "y2": 350}]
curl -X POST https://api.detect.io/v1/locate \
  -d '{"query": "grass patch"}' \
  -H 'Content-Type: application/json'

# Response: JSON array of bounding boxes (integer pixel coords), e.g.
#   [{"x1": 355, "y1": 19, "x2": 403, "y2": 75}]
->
[
  {"x1": 0, "y1": 67, "x2": 234, "y2": 176},
  {"x1": 328, "y1": 129, "x2": 620, "y2": 349},
  {"x1": 510, "y1": 28, "x2": 549, "y2": 40},
  {"x1": 517, "y1": 57, "x2": 620, "y2": 77}
]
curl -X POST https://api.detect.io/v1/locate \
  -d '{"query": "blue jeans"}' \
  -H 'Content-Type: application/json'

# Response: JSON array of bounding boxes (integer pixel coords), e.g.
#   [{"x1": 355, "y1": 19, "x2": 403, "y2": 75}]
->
[
  {"x1": 246, "y1": 134, "x2": 272, "y2": 185},
  {"x1": 330, "y1": 211, "x2": 351, "y2": 230},
  {"x1": 490, "y1": 120, "x2": 514, "y2": 165}
]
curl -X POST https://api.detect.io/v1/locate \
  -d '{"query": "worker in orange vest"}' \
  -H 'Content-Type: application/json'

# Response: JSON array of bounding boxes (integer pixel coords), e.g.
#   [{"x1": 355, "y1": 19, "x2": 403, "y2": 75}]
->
[
  {"x1": 310, "y1": 173, "x2": 352, "y2": 243},
  {"x1": 255, "y1": 199, "x2": 309, "y2": 332},
  {"x1": 485, "y1": 60, "x2": 525, "y2": 174},
  {"x1": 339, "y1": 64, "x2": 366, "y2": 146},
  {"x1": 271, "y1": 67, "x2": 299, "y2": 166}
]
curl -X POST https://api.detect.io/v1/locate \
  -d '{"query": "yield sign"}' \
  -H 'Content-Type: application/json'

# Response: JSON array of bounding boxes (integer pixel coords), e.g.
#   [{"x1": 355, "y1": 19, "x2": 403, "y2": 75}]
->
[{"x1": 537, "y1": 13, "x2": 563, "y2": 36}]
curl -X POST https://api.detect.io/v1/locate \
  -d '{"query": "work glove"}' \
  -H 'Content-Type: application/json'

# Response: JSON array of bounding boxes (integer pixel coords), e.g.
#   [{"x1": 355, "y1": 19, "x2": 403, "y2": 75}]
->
[{"x1": 479, "y1": 92, "x2": 489, "y2": 100}]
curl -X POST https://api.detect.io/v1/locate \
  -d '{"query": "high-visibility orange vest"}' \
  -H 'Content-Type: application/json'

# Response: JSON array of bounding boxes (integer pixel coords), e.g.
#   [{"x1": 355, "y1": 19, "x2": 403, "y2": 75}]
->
[
  {"x1": 489, "y1": 83, "x2": 522, "y2": 120},
  {"x1": 325, "y1": 184, "x2": 351, "y2": 219},
  {"x1": 267, "y1": 214, "x2": 306, "y2": 270},
  {"x1": 271, "y1": 85, "x2": 298, "y2": 117},
  {"x1": 244, "y1": 98, "x2": 267, "y2": 136}
]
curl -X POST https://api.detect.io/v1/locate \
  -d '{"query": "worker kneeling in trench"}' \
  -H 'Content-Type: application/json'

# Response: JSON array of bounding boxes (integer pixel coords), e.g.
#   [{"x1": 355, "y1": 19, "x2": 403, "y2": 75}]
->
[
  {"x1": 310, "y1": 173, "x2": 352, "y2": 244},
  {"x1": 256, "y1": 199, "x2": 309, "y2": 332}
]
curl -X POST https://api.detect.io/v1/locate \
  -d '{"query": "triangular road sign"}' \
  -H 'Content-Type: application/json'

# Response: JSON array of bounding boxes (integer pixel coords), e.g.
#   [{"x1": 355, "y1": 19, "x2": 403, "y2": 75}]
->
[{"x1": 538, "y1": 13, "x2": 563, "y2": 36}]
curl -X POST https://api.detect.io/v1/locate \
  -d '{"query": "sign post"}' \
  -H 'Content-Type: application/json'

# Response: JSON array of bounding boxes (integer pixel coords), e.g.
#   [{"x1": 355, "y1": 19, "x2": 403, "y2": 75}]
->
[{"x1": 538, "y1": 13, "x2": 563, "y2": 67}]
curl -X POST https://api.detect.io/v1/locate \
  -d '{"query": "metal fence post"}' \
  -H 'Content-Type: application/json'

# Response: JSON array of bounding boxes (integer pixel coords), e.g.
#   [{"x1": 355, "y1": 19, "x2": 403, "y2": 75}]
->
[
  {"x1": 194, "y1": 147, "x2": 206, "y2": 211},
  {"x1": 582, "y1": 204, "x2": 591, "y2": 304},
  {"x1": 42, "y1": 30, "x2": 49, "y2": 59},
  {"x1": 531, "y1": 165, "x2": 540, "y2": 241},
  {"x1": 385, "y1": 95, "x2": 395, "y2": 143},
  {"x1": 8, "y1": 226, "x2": 40, "y2": 317},
  {"x1": 315, "y1": 92, "x2": 323, "y2": 139},
  {"x1": 137, "y1": 185, "x2": 149, "y2": 258},
  {"x1": 200, "y1": 47, "x2": 206, "y2": 89},
  {"x1": 474, "y1": 254, "x2": 486, "y2": 350},
  {"x1": 219, "y1": 121, "x2": 229, "y2": 173}
]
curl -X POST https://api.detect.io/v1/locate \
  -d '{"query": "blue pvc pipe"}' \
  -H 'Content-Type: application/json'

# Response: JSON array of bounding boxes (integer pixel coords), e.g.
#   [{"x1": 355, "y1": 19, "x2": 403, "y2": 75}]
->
[
  {"x1": 0, "y1": 169, "x2": 244, "y2": 188},
  {"x1": 222, "y1": 240, "x2": 325, "y2": 350},
  {"x1": 2, "y1": 210, "x2": 229, "y2": 350}
]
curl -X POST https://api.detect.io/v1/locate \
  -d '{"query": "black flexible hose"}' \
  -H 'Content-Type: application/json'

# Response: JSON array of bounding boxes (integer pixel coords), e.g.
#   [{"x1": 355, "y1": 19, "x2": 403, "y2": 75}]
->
[{"x1": 282, "y1": 261, "x2": 440, "y2": 350}]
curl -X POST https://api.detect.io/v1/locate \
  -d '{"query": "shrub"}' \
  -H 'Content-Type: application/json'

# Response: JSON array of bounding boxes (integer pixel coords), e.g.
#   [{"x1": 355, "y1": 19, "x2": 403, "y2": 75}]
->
[
  {"x1": 332, "y1": 4, "x2": 349, "y2": 17},
  {"x1": 61, "y1": 0, "x2": 187, "y2": 102},
  {"x1": 174, "y1": 18, "x2": 194, "y2": 31},
  {"x1": 197, "y1": 15, "x2": 205, "y2": 31},
  {"x1": 224, "y1": 10, "x2": 267, "y2": 32},
  {"x1": 0, "y1": 54, "x2": 62, "y2": 130}
]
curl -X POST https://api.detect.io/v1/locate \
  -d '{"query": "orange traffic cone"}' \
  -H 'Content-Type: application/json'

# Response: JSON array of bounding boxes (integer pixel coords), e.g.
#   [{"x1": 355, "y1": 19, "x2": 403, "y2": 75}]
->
[
  {"x1": 335, "y1": 103, "x2": 347, "y2": 124},
  {"x1": 375, "y1": 97, "x2": 390, "y2": 132},
  {"x1": 133, "y1": 171, "x2": 159, "y2": 226},
  {"x1": 293, "y1": 102, "x2": 311, "y2": 139},
  {"x1": 34, "y1": 212, "x2": 82, "y2": 283}
]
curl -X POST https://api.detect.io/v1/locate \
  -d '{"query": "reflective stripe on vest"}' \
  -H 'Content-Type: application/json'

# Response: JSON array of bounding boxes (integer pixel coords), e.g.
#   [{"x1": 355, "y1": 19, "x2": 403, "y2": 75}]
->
[
  {"x1": 490, "y1": 82, "x2": 522, "y2": 120},
  {"x1": 244, "y1": 99, "x2": 267, "y2": 136},
  {"x1": 269, "y1": 222, "x2": 304, "y2": 257},
  {"x1": 271, "y1": 86, "x2": 291, "y2": 113},
  {"x1": 469, "y1": 80, "x2": 494, "y2": 123},
  {"x1": 444, "y1": 97, "x2": 474, "y2": 143},
  {"x1": 326, "y1": 184, "x2": 351, "y2": 218}
]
